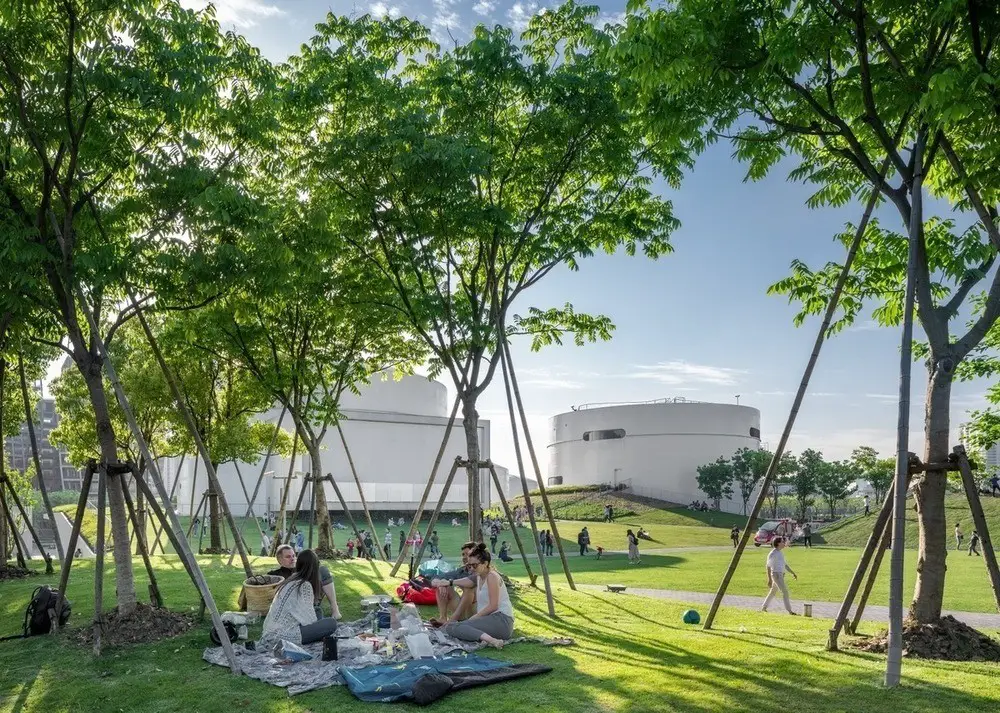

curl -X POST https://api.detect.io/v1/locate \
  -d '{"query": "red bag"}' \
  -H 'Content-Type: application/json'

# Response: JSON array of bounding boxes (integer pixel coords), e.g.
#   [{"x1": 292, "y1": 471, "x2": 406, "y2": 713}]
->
[{"x1": 396, "y1": 582, "x2": 439, "y2": 606}]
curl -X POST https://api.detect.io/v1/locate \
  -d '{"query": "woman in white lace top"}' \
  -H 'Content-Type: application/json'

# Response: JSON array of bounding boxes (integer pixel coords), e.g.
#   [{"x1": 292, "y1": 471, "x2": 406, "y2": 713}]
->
[{"x1": 260, "y1": 550, "x2": 338, "y2": 649}]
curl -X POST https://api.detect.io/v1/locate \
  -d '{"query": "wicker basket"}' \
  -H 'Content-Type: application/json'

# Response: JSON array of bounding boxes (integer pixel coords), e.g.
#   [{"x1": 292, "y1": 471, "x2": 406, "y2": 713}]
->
[{"x1": 243, "y1": 574, "x2": 284, "y2": 615}]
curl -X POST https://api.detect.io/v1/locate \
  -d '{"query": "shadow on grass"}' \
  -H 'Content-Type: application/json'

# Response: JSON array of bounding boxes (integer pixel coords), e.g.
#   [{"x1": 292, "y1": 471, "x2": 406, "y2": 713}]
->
[{"x1": 3, "y1": 557, "x2": 1000, "y2": 712}]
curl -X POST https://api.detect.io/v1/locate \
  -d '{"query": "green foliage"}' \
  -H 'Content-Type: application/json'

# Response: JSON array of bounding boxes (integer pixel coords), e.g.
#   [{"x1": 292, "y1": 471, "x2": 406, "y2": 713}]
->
[
  {"x1": 46, "y1": 490, "x2": 82, "y2": 507},
  {"x1": 816, "y1": 459, "x2": 858, "y2": 519},
  {"x1": 789, "y1": 449, "x2": 824, "y2": 521},
  {"x1": 851, "y1": 446, "x2": 894, "y2": 502},
  {"x1": 695, "y1": 456, "x2": 734, "y2": 504},
  {"x1": 296, "y1": 3, "x2": 679, "y2": 398},
  {"x1": 730, "y1": 447, "x2": 771, "y2": 515}
]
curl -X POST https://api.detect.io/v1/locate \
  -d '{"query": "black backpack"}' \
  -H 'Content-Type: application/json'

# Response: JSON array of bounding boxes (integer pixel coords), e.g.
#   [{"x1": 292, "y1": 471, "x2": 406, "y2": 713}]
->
[
  {"x1": 24, "y1": 586, "x2": 71, "y2": 636},
  {"x1": 0, "y1": 586, "x2": 72, "y2": 642}
]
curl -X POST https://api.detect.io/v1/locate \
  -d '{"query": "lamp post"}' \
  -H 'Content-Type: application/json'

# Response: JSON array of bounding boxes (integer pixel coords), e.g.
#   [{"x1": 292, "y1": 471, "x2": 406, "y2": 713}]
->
[{"x1": 735, "y1": 394, "x2": 741, "y2": 406}]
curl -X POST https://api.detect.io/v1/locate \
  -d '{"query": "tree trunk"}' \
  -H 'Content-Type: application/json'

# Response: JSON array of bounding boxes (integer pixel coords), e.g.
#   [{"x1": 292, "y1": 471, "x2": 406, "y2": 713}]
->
[
  {"x1": 461, "y1": 395, "x2": 483, "y2": 542},
  {"x1": 909, "y1": 361, "x2": 953, "y2": 623},
  {"x1": 306, "y1": 442, "x2": 333, "y2": 552},
  {"x1": 0, "y1": 358, "x2": 8, "y2": 572},
  {"x1": 208, "y1": 462, "x2": 222, "y2": 551},
  {"x1": 81, "y1": 360, "x2": 137, "y2": 615}
]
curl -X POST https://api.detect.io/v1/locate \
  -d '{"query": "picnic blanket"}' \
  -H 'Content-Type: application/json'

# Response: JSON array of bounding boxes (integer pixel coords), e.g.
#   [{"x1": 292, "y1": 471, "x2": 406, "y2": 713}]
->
[
  {"x1": 341, "y1": 654, "x2": 551, "y2": 704},
  {"x1": 201, "y1": 618, "x2": 573, "y2": 696}
]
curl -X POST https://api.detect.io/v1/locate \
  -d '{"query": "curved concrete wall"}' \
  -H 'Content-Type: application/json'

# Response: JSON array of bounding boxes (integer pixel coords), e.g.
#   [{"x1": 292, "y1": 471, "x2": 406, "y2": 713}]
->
[{"x1": 547, "y1": 402, "x2": 761, "y2": 511}]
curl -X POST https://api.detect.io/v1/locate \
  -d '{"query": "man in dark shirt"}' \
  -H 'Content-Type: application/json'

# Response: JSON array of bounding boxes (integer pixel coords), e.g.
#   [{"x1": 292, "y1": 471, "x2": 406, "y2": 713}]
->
[
  {"x1": 428, "y1": 541, "x2": 477, "y2": 627},
  {"x1": 268, "y1": 544, "x2": 341, "y2": 619}
]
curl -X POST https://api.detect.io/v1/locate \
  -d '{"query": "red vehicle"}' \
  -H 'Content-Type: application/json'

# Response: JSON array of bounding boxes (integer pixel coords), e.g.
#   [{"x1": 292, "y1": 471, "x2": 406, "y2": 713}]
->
[{"x1": 753, "y1": 519, "x2": 799, "y2": 547}]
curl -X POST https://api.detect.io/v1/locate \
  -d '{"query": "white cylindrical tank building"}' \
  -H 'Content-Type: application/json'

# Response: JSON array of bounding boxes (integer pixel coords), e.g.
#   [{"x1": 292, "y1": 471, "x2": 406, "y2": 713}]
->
[{"x1": 547, "y1": 399, "x2": 761, "y2": 513}]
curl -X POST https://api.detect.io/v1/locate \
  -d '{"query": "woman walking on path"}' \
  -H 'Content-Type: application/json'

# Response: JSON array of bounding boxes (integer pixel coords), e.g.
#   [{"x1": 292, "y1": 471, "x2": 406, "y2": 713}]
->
[
  {"x1": 760, "y1": 537, "x2": 798, "y2": 615},
  {"x1": 626, "y1": 529, "x2": 640, "y2": 564}
]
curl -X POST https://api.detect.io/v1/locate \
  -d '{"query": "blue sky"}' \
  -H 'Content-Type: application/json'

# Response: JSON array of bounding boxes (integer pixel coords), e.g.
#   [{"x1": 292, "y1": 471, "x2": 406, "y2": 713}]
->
[{"x1": 176, "y1": 0, "x2": 991, "y2": 473}]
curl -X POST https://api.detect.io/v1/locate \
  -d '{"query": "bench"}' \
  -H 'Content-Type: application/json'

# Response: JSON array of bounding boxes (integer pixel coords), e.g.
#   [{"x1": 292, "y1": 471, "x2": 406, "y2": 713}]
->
[{"x1": 606, "y1": 584, "x2": 627, "y2": 593}]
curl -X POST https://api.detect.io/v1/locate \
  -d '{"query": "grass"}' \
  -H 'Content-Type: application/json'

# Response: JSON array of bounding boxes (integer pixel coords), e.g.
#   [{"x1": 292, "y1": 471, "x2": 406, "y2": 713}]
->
[
  {"x1": 819, "y1": 494, "x2": 1000, "y2": 548},
  {"x1": 503, "y1": 545, "x2": 1000, "y2": 614},
  {"x1": 2, "y1": 554, "x2": 1000, "y2": 712},
  {"x1": 509, "y1": 489, "x2": 745, "y2": 528}
]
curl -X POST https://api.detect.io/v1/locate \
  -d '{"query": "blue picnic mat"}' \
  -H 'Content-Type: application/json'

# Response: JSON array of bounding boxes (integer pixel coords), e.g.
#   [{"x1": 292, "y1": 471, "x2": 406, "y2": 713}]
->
[{"x1": 340, "y1": 654, "x2": 513, "y2": 703}]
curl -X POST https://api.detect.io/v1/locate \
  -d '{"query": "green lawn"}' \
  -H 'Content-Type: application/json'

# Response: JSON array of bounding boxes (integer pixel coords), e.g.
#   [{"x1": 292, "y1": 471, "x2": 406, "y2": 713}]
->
[
  {"x1": 819, "y1": 494, "x2": 1000, "y2": 547},
  {"x1": 503, "y1": 546, "x2": 1000, "y2": 615},
  {"x1": 2, "y1": 555, "x2": 1000, "y2": 712}
]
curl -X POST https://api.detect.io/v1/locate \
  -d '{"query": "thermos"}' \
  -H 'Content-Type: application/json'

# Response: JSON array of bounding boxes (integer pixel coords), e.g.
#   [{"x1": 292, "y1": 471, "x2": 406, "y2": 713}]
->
[{"x1": 322, "y1": 635, "x2": 338, "y2": 661}]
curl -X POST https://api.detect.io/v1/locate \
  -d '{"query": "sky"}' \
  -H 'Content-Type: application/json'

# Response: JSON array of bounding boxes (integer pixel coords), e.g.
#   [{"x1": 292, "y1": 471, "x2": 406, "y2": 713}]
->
[{"x1": 164, "y1": 0, "x2": 993, "y2": 475}]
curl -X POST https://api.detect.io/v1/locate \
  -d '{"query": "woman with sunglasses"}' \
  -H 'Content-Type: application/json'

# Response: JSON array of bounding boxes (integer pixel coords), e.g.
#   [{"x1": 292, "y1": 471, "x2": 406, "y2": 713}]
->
[{"x1": 442, "y1": 543, "x2": 514, "y2": 648}]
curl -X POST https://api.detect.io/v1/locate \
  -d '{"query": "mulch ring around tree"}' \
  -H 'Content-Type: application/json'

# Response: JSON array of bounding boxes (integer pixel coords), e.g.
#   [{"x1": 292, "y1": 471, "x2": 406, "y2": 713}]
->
[
  {"x1": 74, "y1": 602, "x2": 195, "y2": 648},
  {"x1": 849, "y1": 615, "x2": 1000, "y2": 661},
  {"x1": 0, "y1": 566, "x2": 36, "y2": 580}
]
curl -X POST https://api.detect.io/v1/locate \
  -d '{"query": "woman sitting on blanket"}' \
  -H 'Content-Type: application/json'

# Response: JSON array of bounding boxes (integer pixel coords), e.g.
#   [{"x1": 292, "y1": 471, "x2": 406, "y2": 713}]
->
[
  {"x1": 437, "y1": 543, "x2": 514, "y2": 649},
  {"x1": 259, "y1": 550, "x2": 338, "y2": 650}
]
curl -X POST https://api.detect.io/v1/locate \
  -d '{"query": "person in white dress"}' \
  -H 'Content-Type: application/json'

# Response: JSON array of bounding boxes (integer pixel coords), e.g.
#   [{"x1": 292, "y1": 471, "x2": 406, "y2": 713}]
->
[{"x1": 761, "y1": 537, "x2": 798, "y2": 615}]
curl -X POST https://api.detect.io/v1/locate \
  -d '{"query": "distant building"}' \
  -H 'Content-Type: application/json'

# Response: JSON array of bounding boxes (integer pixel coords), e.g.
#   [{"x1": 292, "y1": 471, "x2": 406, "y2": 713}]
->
[
  {"x1": 4, "y1": 392, "x2": 84, "y2": 493},
  {"x1": 547, "y1": 398, "x2": 762, "y2": 514},
  {"x1": 959, "y1": 421, "x2": 999, "y2": 474}
]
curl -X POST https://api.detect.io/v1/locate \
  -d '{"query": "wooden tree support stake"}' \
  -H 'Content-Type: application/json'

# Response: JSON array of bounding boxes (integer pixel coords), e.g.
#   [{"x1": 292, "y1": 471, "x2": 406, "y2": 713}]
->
[
  {"x1": 410, "y1": 458, "x2": 462, "y2": 564},
  {"x1": 337, "y1": 421, "x2": 387, "y2": 562},
  {"x1": 390, "y1": 393, "x2": 462, "y2": 577},
  {"x1": 499, "y1": 347, "x2": 556, "y2": 617},
  {"x1": 55, "y1": 461, "x2": 95, "y2": 627},
  {"x1": 827, "y1": 476, "x2": 907, "y2": 650},
  {"x1": 955, "y1": 446, "x2": 1000, "y2": 612},
  {"x1": 500, "y1": 339, "x2": 575, "y2": 591},
  {"x1": 0, "y1": 473, "x2": 53, "y2": 573},
  {"x1": 487, "y1": 462, "x2": 536, "y2": 586},
  {"x1": 229, "y1": 406, "x2": 285, "y2": 566},
  {"x1": 19, "y1": 355, "x2": 65, "y2": 564},
  {"x1": 128, "y1": 298, "x2": 252, "y2": 576},
  {"x1": 150, "y1": 453, "x2": 186, "y2": 555},
  {"x1": 121, "y1": 467, "x2": 164, "y2": 607},
  {"x1": 77, "y1": 289, "x2": 240, "y2": 673},
  {"x1": 93, "y1": 464, "x2": 107, "y2": 656},
  {"x1": 848, "y1": 512, "x2": 893, "y2": 635},
  {"x1": 703, "y1": 167, "x2": 886, "y2": 631}
]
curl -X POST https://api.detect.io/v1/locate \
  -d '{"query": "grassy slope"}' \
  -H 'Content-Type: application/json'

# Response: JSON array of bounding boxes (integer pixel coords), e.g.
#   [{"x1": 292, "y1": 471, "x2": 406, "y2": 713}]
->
[
  {"x1": 819, "y1": 494, "x2": 1000, "y2": 547},
  {"x1": 1, "y1": 556, "x2": 999, "y2": 713},
  {"x1": 510, "y1": 488, "x2": 745, "y2": 527}
]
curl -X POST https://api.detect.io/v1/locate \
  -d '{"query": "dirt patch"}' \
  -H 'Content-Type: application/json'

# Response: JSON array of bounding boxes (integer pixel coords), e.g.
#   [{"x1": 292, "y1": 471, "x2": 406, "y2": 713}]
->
[
  {"x1": 316, "y1": 547, "x2": 349, "y2": 560},
  {"x1": 0, "y1": 566, "x2": 36, "y2": 580},
  {"x1": 75, "y1": 602, "x2": 195, "y2": 648},
  {"x1": 200, "y1": 547, "x2": 230, "y2": 555},
  {"x1": 850, "y1": 615, "x2": 1000, "y2": 661}
]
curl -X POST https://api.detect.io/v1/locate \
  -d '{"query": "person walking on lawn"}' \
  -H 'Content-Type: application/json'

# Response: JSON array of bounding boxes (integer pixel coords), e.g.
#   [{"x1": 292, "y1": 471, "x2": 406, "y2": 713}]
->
[
  {"x1": 761, "y1": 537, "x2": 798, "y2": 615},
  {"x1": 955, "y1": 523, "x2": 964, "y2": 551},
  {"x1": 801, "y1": 522, "x2": 812, "y2": 548},
  {"x1": 730, "y1": 525, "x2": 739, "y2": 548},
  {"x1": 969, "y1": 530, "x2": 981, "y2": 556},
  {"x1": 626, "y1": 529, "x2": 640, "y2": 564}
]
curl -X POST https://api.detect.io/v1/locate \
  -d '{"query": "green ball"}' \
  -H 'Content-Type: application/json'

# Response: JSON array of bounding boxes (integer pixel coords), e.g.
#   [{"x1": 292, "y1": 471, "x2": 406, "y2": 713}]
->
[{"x1": 682, "y1": 609, "x2": 700, "y2": 625}]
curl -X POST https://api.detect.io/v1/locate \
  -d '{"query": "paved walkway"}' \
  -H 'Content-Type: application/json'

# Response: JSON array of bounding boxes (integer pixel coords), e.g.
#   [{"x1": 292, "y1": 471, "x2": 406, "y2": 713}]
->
[{"x1": 579, "y1": 584, "x2": 1000, "y2": 630}]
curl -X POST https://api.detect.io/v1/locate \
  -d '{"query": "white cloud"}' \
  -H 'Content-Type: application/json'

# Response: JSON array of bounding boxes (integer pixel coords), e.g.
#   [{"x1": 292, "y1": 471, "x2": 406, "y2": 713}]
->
[
  {"x1": 182, "y1": 0, "x2": 284, "y2": 29},
  {"x1": 473, "y1": 1, "x2": 496, "y2": 15},
  {"x1": 430, "y1": 0, "x2": 462, "y2": 41},
  {"x1": 627, "y1": 360, "x2": 746, "y2": 386},
  {"x1": 864, "y1": 393, "x2": 898, "y2": 401},
  {"x1": 593, "y1": 11, "x2": 625, "y2": 28},
  {"x1": 508, "y1": 1, "x2": 545, "y2": 31},
  {"x1": 370, "y1": 2, "x2": 402, "y2": 18}
]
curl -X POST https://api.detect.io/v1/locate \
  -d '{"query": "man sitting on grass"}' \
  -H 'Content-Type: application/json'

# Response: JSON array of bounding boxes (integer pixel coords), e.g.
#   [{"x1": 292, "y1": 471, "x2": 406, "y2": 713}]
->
[
  {"x1": 269, "y1": 544, "x2": 341, "y2": 620},
  {"x1": 428, "y1": 541, "x2": 476, "y2": 628}
]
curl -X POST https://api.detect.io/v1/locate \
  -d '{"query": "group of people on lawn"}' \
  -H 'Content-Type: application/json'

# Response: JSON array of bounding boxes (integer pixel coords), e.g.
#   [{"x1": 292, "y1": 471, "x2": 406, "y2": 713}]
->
[{"x1": 256, "y1": 540, "x2": 515, "y2": 653}]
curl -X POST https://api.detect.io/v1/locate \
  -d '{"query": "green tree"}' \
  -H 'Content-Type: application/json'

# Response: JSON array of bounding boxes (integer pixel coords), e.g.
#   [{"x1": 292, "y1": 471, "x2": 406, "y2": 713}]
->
[
  {"x1": 695, "y1": 457, "x2": 734, "y2": 508},
  {"x1": 619, "y1": 0, "x2": 1000, "y2": 624},
  {"x1": 731, "y1": 447, "x2": 772, "y2": 515},
  {"x1": 851, "y1": 446, "x2": 893, "y2": 503},
  {"x1": 766, "y1": 451, "x2": 799, "y2": 519},
  {"x1": 297, "y1": 5, "x2": 678, "y2": 536},
  {"x1": 817, "y1": 459, "x2": 858, "y2": 519},
  {"x1": 788, "y1": 449, "x2": 825, "y2": 522},
  {"x1": 0, "y1": 0, "x2": 275, "y2": 614}
]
